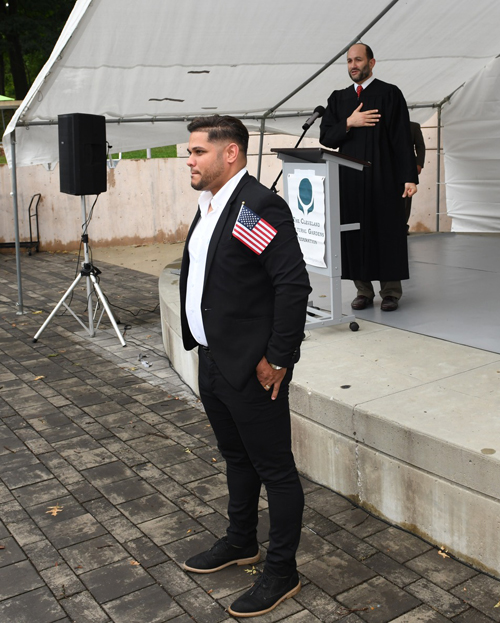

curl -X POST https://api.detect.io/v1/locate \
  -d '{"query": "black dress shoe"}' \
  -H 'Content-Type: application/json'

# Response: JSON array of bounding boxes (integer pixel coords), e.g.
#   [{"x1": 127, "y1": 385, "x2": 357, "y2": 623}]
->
[
  {"x1": 183, "y1": 536, "x2": 260, "y2": 573},
  {"x1": 381, "y1": 296, "x2": 399, "y2": 311},
  {"x1": 351, "y1": 295, "x2": 373, "y2": 310},
  {"x1": 228, "y1": 569, "x2": 301, "y2": 617}
]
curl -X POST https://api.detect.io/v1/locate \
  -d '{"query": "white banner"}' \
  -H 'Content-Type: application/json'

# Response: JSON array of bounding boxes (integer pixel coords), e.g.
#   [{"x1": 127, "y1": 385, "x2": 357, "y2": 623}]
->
[{"x1": 287, "y1": 170, "x2": 326, "y2": 268}]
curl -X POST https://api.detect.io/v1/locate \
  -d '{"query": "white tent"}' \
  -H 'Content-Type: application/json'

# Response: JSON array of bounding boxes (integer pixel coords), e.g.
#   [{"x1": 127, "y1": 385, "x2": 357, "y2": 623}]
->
[{"x1": 4, "y1": 0, "x2": 500, "y2": 309}]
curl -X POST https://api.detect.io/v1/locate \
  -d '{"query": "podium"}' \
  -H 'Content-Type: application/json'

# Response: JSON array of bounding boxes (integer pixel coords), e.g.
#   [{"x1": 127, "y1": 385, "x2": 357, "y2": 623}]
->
[{"x1": 272, "y1": 147, "x2": 369, "y2": 331}]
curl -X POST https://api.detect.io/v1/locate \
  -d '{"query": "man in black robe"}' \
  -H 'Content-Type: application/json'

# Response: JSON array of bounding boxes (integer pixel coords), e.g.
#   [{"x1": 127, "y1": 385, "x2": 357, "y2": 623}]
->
[{"x1": 320, "y1": 43, "x2": 418, "y2": 311}]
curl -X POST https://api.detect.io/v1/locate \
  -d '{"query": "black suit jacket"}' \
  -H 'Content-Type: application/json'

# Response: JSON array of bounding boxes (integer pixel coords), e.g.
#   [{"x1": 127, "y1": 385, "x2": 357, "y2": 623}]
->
[{"x1": 180, "y1": 172, "x2": 311, "y2": 391}]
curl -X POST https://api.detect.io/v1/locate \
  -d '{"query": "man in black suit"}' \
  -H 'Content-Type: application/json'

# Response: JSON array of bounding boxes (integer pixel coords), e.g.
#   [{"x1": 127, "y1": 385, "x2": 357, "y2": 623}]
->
[{"x1": 179, "y1": 115, "x2": 311, "y2": 618}]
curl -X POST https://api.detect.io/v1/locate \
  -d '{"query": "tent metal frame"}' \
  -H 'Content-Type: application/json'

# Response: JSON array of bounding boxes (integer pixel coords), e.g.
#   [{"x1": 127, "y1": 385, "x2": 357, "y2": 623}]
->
[{"x1": 6, "y1": 0, "x2": 459, "y2": 315}]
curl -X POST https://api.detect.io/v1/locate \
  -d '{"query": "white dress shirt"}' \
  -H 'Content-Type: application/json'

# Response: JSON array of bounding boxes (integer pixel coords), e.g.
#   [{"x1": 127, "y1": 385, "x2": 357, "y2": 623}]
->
[{"x1": 186, "y1": 167, "x2": 248, "y2": 347}]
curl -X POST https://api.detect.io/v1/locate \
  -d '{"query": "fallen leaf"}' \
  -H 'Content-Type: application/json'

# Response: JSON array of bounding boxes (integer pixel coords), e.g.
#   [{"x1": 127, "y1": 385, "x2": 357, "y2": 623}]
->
[
  {"x1": 187, "y1": 529, "x2": 192, "y2": 534},
  {"x1": 130, "y1": 560, "x2": 140, "y2": 566},
  {"x1": 34, "y1": 376, "x2": 45, "y2": 381},
  {"x1": 0, "y1": 545, "x2": 5, "y2": 550},
  {"x1": 47, "y1": 354, "x2": 59, "y2": 358},
  {"x1": 32, "y1": 310, "x2": 43, "y2": 315},
  {"x1": 212, "y1": 458, "x2": 217, "y2": 463},
  {"x1": 46, "y1": 505, "x2": 64, "y2": 517},
  {"x1": 494, "y1": 600, "x2": 500, "y2": 608},
  {"x1": 184, "y1": 448, "x2": 192, "y2": 453},
  {"x1": 438, "y1": 549, "x2": 449, "y2": 559},
  {"x1": 245, "y1": 566, "x2": 259, "y2": 575}
]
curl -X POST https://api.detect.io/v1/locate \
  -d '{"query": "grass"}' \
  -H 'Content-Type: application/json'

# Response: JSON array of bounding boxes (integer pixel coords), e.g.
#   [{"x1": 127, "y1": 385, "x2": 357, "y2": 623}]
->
[
  {"x1": 0, "y1": 145, "x2": 177, "y2": 166},
  {"x1": 111, "y1": 145, "x2": 177, "y2": 159}
]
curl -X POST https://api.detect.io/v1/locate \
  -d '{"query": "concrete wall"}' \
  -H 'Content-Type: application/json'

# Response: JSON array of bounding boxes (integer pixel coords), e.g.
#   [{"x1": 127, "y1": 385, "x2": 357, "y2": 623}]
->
[{"x1": 0, "y1": 127, "x2": 449, "y2": 252}]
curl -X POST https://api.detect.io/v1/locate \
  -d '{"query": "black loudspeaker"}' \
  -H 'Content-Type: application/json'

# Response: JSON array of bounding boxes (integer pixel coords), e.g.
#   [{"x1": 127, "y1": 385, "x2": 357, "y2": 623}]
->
[{"x1": 58, "y1": 113, "x2": 107, "y2": 196}]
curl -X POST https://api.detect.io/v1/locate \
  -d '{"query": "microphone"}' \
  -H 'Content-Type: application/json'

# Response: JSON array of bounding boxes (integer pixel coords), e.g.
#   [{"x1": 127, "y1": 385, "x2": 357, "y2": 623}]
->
[{"x1": 302, "y1": 105, "x2": 326, "y2": 130}]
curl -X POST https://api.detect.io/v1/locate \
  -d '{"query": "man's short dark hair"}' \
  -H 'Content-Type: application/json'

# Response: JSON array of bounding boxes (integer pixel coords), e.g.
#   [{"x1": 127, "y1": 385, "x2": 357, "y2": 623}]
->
[
  {"x1": 187, "y1": 115, "x2": 249, "y2": 156},
  {"x1": 357, "y1": 42, "x2": 374, "y2": 61}
]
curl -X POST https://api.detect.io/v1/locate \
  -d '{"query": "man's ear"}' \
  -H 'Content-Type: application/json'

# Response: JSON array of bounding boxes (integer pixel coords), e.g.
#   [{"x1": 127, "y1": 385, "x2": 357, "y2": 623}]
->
[
  {"x1": 370, "y1": 58, "x2": 376, "y2": 71},
  {"x1": 225, "y1": 142, "x2": 240, "y2": 164}
]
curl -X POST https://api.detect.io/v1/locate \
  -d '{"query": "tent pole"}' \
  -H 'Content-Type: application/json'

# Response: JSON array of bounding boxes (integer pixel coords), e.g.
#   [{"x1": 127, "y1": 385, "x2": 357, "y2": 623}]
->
[
  {"x1": 10, "y1": 131, "x2": 24, "y2": 314},
  {"x1": 256, "y1": 118, "x2": 266, "y2": 182},
  {"x1": 436, "y1": 104, "x2": 442, "y2": 232}
]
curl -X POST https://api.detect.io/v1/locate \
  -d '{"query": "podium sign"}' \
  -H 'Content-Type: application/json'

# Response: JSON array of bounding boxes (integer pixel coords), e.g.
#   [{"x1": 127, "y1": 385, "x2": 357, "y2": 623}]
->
[{"x1": 272, "y1": 148, "x2": 369, "y2": 330}]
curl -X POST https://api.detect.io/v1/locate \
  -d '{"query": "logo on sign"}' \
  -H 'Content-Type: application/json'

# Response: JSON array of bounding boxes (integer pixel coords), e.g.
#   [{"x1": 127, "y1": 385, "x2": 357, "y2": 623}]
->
[{"x1": 298, "y1": 178, "x2": 314, "y2": 215}]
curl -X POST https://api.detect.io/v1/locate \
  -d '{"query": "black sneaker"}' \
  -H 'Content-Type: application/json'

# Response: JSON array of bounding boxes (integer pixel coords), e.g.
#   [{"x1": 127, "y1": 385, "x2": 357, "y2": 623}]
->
[
  {"x1": 183, "y1": 536, "x2": 260, "y2": 574},
  {"x1": 228, "y1": 569, "x2": 301, "y2": 617}
]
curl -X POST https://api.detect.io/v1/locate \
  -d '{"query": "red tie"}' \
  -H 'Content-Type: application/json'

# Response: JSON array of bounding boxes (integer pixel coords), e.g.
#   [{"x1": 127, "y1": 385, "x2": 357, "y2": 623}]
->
[{"x1": 356, "y1": 85, "x2": 363, "y2": 99}]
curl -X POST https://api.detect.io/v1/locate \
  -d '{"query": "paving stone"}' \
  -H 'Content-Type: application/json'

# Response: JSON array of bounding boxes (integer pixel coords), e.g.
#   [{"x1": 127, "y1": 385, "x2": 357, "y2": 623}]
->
[
  {"x1": 145, "y1": 443, "x2": 197, "y2": 470},
  {"x1": 302, "y1": 506, "x2": 342, "y2": 538},
  {"x1": 178, "y1": 493, "x2": 215, "y2": 518},
  {"x1": 98, "y1": 438, "x2": 146, "y2": 466},
  {"x1": 84, "y1": 497, "x2": 122, "y2": 521},
  {"x1": 327, "y1": 529, "x2": 378, "y2": 562},
  {"x1": 451, "y1": 574, "x2": 500, "y2": 621},
  {"x1": 149, "y1": 474, "x2": 190, "y2": 500},
  {"x1": 127, "y1": 433, "x2": 175, "y2": 454},
  {"x1": 306, "y1": 488, "x2": 355, "y2": 518},
  {"x1": 366, "y1": 527, "x2": 433, "y2": 564},
  {"x1": 42, "y1": 512, "x2": 107, "y2": 549},
  {"x1": 12, "y1": 478, "x2": 69, "y2": 509},
  {"x1": 300, "y1": 551, "x2": 377, "y2": 597},
  {"x1": 38, "y1": 452, "x2": 84, "y2": 484},
  {"x1": 139, "y1": 509, "x2": 204, "y2": 546},
  {"x1": 60, "y1": 533, "x2": 128, "y2": 574},
  {"x1": 331, "y1": 508, "x2": 388, "y2": 540},
  {"x1": 23, "y1": 538, "x2": 64, "y2": 571},
  {"x1": 405, "y1": 549, "x2": 478, "y2": 590},
  {"x1": 118, "y1": 492, "x2": 178, "y2": 524},
  {"x1": 96, "y1": 475, "x2": 157, "y2": 504},
  {"x1": 80, "y1": 557, "x2": 154, "y2": 603},
  {"x1": 294, "y1": 582, "x2": 347, "y2": 622},
  {"x1": 82, "y1": 460, "x2": 136, "y2": 486},
  {"x1": 28, "y1": 494, "x2": 87, "y2": 528},
  {"x1": 296, "y1": 526, "x2": 337, "y2": 566},
  {"x1": 103, "y1": 584, "x2": 184, "y2": 623},
  {"x1": 453, "y1": 607, "x2": 498, "y2": 622},
  {"x1": 41, "y1": 560, "x2": 85, "y2": 598},
  {"x1": 67, "y1": 480, "x2": 102, "y2": 503},
  {"x1": 337, "y1": 576, "x2": 421, "y2": 622},
  {"x1": 7, "y1": 517, "x2": 46, "y2": 545},
  {"x1": 100, "y1": 514, "x2": 143, "y2": 543},
  {"x1": 406, "y1": 578, "x2": 468, "y2": 617},
  {"x1": 389, "y1": 604, "x2": 450, "y2": 622},
  {"x1": 163, "y1": 530, "x2": 219, "y2": 565},
  {"x1": 184, "y1": 473, "x2": 229, "y2": 503},
  {"x1": 176, "y1": 587, "x2": 229, "y2": 623},
  {"x1": 0, "y1": 462, "x2": 54, "y2": 489},
  {"x1": 149, "y1": 560, "x2": 198, "y2": 596},
  {"x1": 124, "y1": 535, "x2": 169, "y2": 568},
  {"x1": 60, "y1": 590, "x2": 111, "y2": 622},
  {"x1": 0, "y1": 586, "x2": 66, "y2": 623},
  {"x1": 0, "y1": 535, "x2": 27, "y2": 567},
  {"x1": 0, "y1": 559, "x2": 45, "y2": 600},
  {"x1": 197, "y1": 511, "x2": 231, "y2": 539},
  {"x1": 364, "y1": 552, "x2": 422, "y2": 588},
  {"x1": 0, "y1": 499, "x2": 30, "y2": 523}
]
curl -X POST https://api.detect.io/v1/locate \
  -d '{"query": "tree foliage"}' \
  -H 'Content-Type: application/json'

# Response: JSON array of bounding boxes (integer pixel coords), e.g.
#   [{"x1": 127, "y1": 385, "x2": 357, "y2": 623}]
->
[{"x1": 0, "y1": 0, "x2": 75, "y2": 99}]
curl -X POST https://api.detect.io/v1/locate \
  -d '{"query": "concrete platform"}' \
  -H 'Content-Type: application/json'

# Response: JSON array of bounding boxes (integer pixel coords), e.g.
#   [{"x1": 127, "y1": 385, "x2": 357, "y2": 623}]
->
[{"x1": 159, "y1": 264, "x2": 500, "y2": 578}]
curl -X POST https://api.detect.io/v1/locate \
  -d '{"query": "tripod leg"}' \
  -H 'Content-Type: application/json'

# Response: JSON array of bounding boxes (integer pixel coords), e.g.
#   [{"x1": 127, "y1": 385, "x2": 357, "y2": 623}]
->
[
  {"x1": 90, "y1": 274, "x2": 126, "y2": 347},
  {"x1": 33, "y1": 273, "x2": 83, "y2": 342}
]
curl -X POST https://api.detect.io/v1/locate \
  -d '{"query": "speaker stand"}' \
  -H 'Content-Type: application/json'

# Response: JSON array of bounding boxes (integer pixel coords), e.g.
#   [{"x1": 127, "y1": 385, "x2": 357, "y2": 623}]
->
[{"x1": 33, "y1": 196, "x2": 126, "y2": 347}]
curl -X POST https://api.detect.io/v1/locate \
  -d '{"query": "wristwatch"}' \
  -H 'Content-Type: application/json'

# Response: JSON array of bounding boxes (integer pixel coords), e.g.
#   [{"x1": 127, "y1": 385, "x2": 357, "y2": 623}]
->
[{"x1": 269, "y1": 363, "x2": 283, "y2": 370}]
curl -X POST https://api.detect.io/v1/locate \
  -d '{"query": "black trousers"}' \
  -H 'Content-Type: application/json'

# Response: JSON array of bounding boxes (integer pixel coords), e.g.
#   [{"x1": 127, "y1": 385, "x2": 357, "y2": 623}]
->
[{"x1": 198, "y1": 347, "x2": 304, "y2": 576}]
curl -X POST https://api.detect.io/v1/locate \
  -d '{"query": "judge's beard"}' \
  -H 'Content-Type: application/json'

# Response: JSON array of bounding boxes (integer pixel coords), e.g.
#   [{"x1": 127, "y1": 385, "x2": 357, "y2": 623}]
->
[{"x1": 349, "y1": 63, "x2": 371, "y2": 84}]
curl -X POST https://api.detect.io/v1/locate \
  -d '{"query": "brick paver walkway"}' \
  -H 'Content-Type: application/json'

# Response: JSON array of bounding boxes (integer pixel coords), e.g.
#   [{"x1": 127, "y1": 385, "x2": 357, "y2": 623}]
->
[{"x1": 1, "y1": 251, "x2": 499, "y2": 623}]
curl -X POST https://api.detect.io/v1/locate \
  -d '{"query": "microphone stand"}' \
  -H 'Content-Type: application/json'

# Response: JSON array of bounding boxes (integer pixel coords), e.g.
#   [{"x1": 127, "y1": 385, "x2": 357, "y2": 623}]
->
[{"x1": 270, "y1": 126, "x2": 309, "y2": 194}]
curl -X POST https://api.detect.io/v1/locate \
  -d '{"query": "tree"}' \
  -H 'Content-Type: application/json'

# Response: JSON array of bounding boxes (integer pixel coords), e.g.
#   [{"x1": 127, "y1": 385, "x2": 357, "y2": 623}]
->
[{"x1": 0, "y1": 0, "x2": 75, "y2": 99}]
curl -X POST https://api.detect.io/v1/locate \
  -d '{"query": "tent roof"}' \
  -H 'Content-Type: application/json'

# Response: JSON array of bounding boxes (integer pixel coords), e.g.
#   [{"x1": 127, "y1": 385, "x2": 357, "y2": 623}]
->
[{"x1": 5, "y1": 0, "x2": 500, "y2": 167}]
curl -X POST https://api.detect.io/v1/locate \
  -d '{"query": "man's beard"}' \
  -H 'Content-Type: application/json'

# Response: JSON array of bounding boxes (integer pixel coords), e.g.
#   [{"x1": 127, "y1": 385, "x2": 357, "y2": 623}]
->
[
  {"x1": 350, "y1": 63, "x2": 370, "y2": 83},
  {"x1": 191, "y1": 155, "x2": 224, "y2": 191}
]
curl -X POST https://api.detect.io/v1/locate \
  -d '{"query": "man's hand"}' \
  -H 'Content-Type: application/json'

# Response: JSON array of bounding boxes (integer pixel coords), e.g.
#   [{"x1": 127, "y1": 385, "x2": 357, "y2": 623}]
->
[
  {"x1": 256, "y1": 356, "x2": 287, "y2": 401},
  {"x1": 347, "y1": 103, "x2": 381, "y2": 129},
  {"x1": 403, "y1": 183, "x2": 417, "y2": 198}
]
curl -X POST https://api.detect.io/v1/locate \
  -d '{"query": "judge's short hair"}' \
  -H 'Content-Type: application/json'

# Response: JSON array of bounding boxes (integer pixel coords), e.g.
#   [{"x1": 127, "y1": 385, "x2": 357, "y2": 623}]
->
[
  {"x1": 356, "y1": 42, "x2": 374, "y2": 61},
  {"x1": 187, "y1": 115, "x2": 249, "y2": 156}
]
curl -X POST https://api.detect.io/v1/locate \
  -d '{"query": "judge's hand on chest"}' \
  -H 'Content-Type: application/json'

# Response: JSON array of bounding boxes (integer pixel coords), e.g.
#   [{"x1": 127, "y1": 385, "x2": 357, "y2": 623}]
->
[{"x1": 346, "y1": 102, "x2": 381, "y2": 130}]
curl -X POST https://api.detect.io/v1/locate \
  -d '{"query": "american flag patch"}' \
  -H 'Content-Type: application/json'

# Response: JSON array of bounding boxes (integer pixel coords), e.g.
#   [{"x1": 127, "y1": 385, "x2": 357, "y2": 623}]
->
[{"x1": 232, "y1": 204, "x2": 277, "y2": 255}]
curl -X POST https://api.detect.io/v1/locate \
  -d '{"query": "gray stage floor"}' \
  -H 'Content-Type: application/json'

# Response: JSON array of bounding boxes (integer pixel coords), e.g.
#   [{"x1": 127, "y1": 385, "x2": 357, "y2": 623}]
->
[{"x1": 309, "y1": 232, "x2": 500, "y2": 354}]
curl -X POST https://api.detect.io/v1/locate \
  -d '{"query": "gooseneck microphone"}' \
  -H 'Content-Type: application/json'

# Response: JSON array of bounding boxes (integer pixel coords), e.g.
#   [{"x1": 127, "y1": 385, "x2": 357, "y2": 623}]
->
[
  {"x1": 270, "y1": 104, "x2": 327, "y2": 193},
  {"x1": 302, "y1": 105, "x2": 326, "y2": 130}
]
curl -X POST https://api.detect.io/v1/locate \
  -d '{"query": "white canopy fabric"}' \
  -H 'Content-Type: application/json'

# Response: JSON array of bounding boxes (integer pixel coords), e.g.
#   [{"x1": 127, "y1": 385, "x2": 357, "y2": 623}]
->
[{"x1": 4, "y1": 0, "x2": 500, "y2": 168}]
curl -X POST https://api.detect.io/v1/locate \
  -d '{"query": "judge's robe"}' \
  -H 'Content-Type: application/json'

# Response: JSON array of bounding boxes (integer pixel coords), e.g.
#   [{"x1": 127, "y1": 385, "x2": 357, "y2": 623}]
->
[{"x1": 319, "y1": 78, "x2": 418, "y2": 282}]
